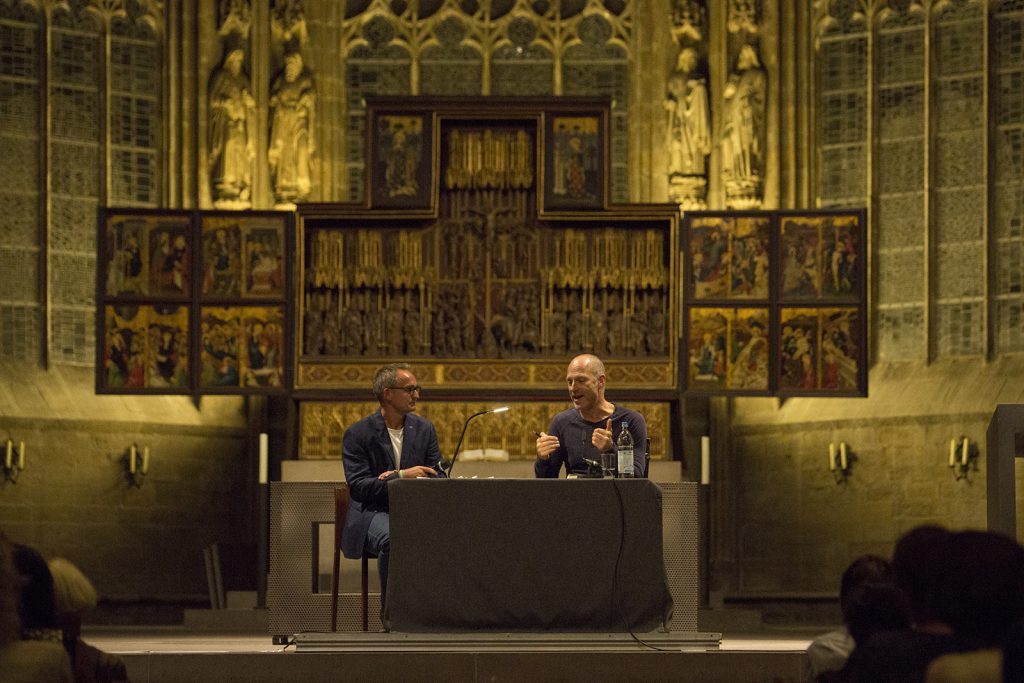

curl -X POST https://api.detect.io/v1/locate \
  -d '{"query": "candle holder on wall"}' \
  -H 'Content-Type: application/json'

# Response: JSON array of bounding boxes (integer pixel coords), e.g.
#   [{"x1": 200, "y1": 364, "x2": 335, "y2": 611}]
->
[
  {"x1": 828, "y1": 441, "x2": 854, "y2": 484},
  {"x1": 948, "y1": 437, "x2": 978, "y2": 481},
  {"x1": 3, "y1": 438, "x2": 25, "y2": 484},
  {"x1": 124, "y1": 444, "x2": 150, "y2": 488}
]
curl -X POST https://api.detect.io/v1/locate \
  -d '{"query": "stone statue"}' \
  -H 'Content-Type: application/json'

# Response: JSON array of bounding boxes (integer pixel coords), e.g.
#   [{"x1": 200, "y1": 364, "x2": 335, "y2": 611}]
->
[
  {"x1": 722, "y1": 44, "x2": 766, "y2": 207},
  {"x1": 268, "y1": 50, "x2": 316, "y2": 206},
  {"x1": 208, "y1": 44, "x2": 255, "y2": 208},
  {"x1": 665, "y1": 48, "x2": 710, "y2": 178}
]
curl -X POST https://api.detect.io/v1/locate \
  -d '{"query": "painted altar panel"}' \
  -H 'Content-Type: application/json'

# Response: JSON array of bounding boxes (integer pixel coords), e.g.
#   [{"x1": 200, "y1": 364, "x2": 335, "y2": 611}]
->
[
  {"x1": 96, "y1": 208, "x2": 294, "y2": 396},
  {"x1": 682, "y1": 209, "x2": 867, "y2": 396}
]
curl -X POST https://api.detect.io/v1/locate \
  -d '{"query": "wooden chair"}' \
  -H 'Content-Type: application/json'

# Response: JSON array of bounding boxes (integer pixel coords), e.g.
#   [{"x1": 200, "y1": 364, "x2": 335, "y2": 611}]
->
[{"x1": 331, "y1": 485, "x2": 373, "y2": 632}]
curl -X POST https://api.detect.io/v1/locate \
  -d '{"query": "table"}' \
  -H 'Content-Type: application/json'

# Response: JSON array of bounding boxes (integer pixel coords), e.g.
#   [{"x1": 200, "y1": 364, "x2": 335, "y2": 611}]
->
[{"x1": 385, "y1": 478, "x2": 673, "y2": 632}]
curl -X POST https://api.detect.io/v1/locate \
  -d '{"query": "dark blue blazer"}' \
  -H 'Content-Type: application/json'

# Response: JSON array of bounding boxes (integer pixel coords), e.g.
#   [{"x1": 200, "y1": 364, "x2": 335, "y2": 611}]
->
[{"x1": 341, "y1": 410, "x2": 441, "y2": 559}]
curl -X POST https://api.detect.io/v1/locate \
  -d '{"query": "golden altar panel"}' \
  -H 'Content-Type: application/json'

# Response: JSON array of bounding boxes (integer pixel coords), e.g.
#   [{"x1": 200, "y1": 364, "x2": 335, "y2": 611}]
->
[
  {"x1": 299, "y1": 401, "x2": 673, "y2": 462},
  {"x1": 297, "y1": 359, "x2": 674, "y2": 391}
]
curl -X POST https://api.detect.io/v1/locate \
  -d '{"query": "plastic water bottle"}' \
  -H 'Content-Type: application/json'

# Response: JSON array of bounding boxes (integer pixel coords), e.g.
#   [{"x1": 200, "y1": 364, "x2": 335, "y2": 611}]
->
[{"x1": 616, "y1": 421, "x2": 634, "y2": 478}]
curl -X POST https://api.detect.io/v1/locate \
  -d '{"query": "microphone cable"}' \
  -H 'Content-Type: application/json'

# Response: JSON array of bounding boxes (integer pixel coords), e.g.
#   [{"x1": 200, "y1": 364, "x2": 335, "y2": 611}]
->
[{"x1": 609, "y1": 479, "x2": 678, "y2": 652}]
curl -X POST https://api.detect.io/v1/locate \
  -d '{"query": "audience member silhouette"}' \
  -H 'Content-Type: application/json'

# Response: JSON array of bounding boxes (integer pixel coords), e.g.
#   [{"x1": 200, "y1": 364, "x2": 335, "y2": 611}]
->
[
  {"x1": 936, "y1": 530, "x2": 1024, "y2": 648},
  {"x1": 923, "y1": 530, "x2": 1024, "y2": 683},
  {"x1": 50, "y1": 557, "x2": 130, "y2": 683},
  {"x1": 836, "y1": 526, "x2": 963, "y2": 682},
  {"x1": 843, "y1": 582, "x2": 911, "y2": 648},
  {"x1": 806, "y1": 554, "x2": 896, "y2": 680},
  {"x1": 894, "y1": 525, "x2": 955, "y2": 634},
  {"x1": 0, "y1": 536, "x2": 73, "y2": 682},
  {"x1": 998, "y1": 618, "x2": 1024, "y2": 683},
  {"x1": 834, "y1": 526, "x2": 1024, "y2": 683}
]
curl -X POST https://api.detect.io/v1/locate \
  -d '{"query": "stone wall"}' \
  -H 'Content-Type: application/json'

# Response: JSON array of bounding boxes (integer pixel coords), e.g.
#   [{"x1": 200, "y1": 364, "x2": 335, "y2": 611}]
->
[
  {"x1": 712, "y1": 358, "x2": 1024, "y2": 597},
  {"x1": 0, "y1": 363, "x2": 249, "y2": 606}
]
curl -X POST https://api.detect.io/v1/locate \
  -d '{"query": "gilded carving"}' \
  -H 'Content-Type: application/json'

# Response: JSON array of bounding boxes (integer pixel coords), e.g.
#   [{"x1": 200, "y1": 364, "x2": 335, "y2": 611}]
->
[
  {"x1": 297, "y1": 360, "x2": 673, "y2": 391},
  {"x1": 303, "y1": 217, "x2": 671, "y2": 363},
  {"x1": 446, "y1": 129, "x2": 534, "y2": 190}
]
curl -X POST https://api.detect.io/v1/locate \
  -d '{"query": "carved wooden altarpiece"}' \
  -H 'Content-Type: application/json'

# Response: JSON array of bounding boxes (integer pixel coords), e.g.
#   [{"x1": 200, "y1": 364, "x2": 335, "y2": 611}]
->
[
  {"x1": 295, "y1": 98, "x2": 680, "y2": 395},
  {"x1": 294, "y1": 99, "x2": 679, "y2": 462}
]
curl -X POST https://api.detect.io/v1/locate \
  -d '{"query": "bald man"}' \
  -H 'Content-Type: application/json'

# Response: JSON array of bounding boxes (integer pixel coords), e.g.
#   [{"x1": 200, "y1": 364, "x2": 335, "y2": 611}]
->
[{"x1": 535, "y1": 354, "x2": 648, "y2": 478}]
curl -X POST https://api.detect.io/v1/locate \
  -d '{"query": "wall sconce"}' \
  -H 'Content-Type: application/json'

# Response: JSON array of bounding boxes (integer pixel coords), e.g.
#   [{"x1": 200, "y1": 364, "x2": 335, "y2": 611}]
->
[
  {"x1": 3, "y1": 438, "x2": 25, "y2": 484},
  {"x1": 829, "y1": 441, "x2": 854, "y2": 484},
  {"x1": 949, "y1": 437, "x2": 977, "y2": 481},
  {"x1": 125, "y1": 444, "x2": 150, "y2": 487}
]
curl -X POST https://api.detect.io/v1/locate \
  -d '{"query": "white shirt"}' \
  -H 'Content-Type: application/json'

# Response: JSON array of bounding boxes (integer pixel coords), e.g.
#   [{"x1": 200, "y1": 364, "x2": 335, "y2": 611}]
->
[{"x1": 387, "y1": 426, "x2": 403, "y2": 470}]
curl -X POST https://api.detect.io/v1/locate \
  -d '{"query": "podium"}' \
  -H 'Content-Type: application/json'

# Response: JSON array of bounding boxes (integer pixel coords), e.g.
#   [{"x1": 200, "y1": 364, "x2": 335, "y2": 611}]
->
[{"x1": 386, "y1": 478, "x2": 673, "y2": 632}]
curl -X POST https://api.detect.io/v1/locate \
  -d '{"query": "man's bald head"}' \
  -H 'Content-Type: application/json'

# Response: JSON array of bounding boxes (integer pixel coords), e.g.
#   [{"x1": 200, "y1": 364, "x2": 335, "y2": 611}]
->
[{"x1": 568, "y1": 354, "x2": 606, "y2": 379}]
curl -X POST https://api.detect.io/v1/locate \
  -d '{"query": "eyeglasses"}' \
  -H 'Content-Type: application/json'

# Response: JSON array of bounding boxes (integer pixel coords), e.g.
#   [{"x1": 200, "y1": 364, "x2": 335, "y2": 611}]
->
[{"x1": 391, "y1": 384, "x2": 422, "y2": 395}]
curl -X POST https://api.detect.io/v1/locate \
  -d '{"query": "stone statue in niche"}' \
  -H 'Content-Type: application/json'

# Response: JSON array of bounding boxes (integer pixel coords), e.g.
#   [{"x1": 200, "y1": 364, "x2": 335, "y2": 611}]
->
[
  {"x1": 665, "y1": 48, "x2": 711, "y2": 177},
  {"x1": 665, "y1": 47, "x2": 710, "y2": 210},
  {"x1": 269, "y1": 49, "x2": 316, "y2": 206},
  {"x1": 208, "y1": 41, "x2": 255, "y2": 208},
  {"x1": 722, "y1": 44, "x2": 766, "y2": 208}
]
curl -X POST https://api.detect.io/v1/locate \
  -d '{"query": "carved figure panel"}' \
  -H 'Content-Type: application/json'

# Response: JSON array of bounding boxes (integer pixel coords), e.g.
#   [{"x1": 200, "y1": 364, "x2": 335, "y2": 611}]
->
[{"x1": 302, "y1": 215, "x2": 672, "y2": 364}]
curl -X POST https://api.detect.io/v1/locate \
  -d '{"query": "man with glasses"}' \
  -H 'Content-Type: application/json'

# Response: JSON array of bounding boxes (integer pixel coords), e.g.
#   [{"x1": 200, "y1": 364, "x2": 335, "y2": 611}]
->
[{"x1": 341, "y1": 362, "x2": 441, "y2": 616}]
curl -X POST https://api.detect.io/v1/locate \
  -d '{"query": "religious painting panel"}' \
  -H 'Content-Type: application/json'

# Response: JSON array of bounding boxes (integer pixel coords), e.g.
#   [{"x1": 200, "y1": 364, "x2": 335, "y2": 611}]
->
[
  {"x1": 779, "y1": 308, "x2": 820, "y2": 392},
  {"x1": 145, "y1": 305, "x2": 190, "y2": 389},
  {"x1": 238, "y1": 213, "x2": 288, "y2": 299},
  {"x1": 776, "y1": 307, "x2": 864, "y2": 396},
  {"x1": 685, "y1": 306, "x2": 771, "y2": 395},
  {"x1": 543, "y1": 112, "x2": 606, "y2": 211},
  {"x1": 199, "y1": 307, "x2": 240, "y2": 389},
  {"x1": 100, "y1": 209, "x2": 192, "y2": 299},
  {"x1": 780, "y1": 219, "x2": 822, "y2": 299},
  {"x1": 819, "y1": 307, "x2": 861, "y2": 393},
  {"x1": 779, "y1": 210, "x2": 864, "y2": 302},
  {"x1": 199, "y1": 215, "x2": 244, "y2": 298},
  {"x1": 726, "y1": 307, "x2": 771, "y2": 393},
  {"x1": 98, "y1": 304, "x2": 191, "y2": 393},
  {"x1": 100, "y1": 305, "x2": 148, "y2": 391},
  {"x1": 367, "y1": 110, "x2": 435, "y2": 210},
  {"x1": 199, "y1": 305, "x2": 287, "y2": 393},
  {"x1": 684, "y1": 212, "x2": 771, "y2": 301},
  {"x1": 686, "y1": 307, "x2": 730, "y2": 391}
]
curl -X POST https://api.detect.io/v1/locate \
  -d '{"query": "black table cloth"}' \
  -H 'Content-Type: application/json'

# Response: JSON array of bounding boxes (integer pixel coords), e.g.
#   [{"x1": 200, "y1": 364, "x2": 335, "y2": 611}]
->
[{"x1": 385, "y1": 478, "x2": 673, "y2": 632}]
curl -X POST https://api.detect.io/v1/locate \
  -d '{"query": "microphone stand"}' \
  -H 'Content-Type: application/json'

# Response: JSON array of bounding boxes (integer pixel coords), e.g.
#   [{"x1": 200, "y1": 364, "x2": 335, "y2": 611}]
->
[{"x1": 446, "y1": 407, "x2": 508, "y2": 478}]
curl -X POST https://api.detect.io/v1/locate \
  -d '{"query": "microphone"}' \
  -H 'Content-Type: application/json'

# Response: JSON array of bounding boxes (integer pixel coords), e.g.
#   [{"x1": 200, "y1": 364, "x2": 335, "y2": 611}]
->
[{"x1": 446, "y1": 406, "x2": 509, "y2": 478}]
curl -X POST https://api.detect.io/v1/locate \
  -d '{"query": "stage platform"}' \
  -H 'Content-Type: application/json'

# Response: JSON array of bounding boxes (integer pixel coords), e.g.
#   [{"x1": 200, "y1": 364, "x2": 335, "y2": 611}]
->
[{"x1": 85, "y1": 626, "x2": 816, "y2": 682}]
